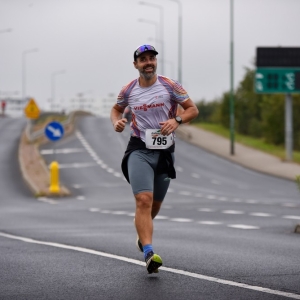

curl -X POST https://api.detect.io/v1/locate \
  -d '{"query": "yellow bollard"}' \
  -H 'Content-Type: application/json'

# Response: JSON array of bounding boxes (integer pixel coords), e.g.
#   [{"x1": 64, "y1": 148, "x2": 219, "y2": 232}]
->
[{"x1": 49, "y1": 161, "x2": 60, "y2": 193}]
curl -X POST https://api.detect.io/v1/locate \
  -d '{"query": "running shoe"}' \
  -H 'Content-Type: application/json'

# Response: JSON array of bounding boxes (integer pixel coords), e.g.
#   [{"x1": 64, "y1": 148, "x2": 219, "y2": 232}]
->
[{"x1": 145, "y1": 251, "x2": 163, "y2": 274}]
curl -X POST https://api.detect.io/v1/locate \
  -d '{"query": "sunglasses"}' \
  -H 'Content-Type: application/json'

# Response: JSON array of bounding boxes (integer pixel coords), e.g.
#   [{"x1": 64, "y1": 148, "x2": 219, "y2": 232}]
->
[{"x1": 135, "y1": 45, "x2": 157, "y2": 56}]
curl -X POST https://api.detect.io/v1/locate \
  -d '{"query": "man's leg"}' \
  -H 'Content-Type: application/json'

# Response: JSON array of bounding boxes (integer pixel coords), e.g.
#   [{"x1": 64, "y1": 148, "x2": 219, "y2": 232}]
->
[
  {"x1": 151, "y1": 200, "x2": 162, "y2": 219},
  {"x1": 134, "y1": 191, "x2": 153, "y2": 246}
]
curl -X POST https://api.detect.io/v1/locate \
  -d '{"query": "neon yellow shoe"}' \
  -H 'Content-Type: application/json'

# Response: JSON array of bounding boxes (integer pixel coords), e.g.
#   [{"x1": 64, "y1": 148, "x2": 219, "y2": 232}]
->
[{"x1": 145, "y1": 251, "x2": 163, "y2": 274}]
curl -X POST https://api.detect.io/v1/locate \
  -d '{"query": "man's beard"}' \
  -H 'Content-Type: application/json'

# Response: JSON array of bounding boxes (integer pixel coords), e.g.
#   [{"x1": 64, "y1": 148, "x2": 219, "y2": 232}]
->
[{"x1": 139, "y1": 64, "x2": 157, "y2": 80}]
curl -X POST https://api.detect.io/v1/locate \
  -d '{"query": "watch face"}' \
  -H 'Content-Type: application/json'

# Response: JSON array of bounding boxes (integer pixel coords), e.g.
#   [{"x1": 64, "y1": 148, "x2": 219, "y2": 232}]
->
[{"x1": 176, "y1": 116, "x2": 182, "y2": 124}]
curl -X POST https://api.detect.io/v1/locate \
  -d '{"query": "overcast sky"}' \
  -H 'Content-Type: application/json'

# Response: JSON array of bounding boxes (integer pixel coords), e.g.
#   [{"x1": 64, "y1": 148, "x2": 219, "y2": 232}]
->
[{"x1": 1, "y1": 0, "x2": 300, "y2": 110}]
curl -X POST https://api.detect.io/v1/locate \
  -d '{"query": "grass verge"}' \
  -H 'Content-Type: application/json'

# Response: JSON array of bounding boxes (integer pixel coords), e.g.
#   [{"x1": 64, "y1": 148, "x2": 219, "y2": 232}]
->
[{"x1": 193, "y1": 122, "x2": 300, "y2": 165}]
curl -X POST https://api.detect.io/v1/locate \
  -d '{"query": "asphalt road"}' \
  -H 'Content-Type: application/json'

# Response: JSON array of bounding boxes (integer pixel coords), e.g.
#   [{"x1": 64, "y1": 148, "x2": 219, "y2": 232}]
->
[{"x1": 0, "y1": 115, "x2": 300, "y2": 300}]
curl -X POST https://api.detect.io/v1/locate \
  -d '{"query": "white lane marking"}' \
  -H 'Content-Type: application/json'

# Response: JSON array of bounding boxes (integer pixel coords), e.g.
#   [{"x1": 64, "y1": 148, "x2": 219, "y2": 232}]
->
[
  {"x1": 37, "y1": 197, "x2": 57, "y2": 205},
  {"x1": 198, "y1": 208, "x2": 214, "y2": 212},
  {"x1": 89, "y1": 208, "x2": 100, "y2": 212},
  {"x1": 101, "y1": 210, "x2": 111, "y2": 214},
  {"x1": 76, "y1": 196, "x2": 85, "y2": 201},
  {"x1": 170, "y1": 218, "x2": 193, "y2": 222},
  {"x1": 250, "y1": 212, "x2": 274, "y2": 217},
  {"x1": 0, "y1": 232, "x2": 299, "y2": 299},
  {"x1": 168, "y1": 188, "x2": 174, "y2": 193},
  {"x1": 222, "y1": 210, "x2": 244, "y2": 215},
  {"x1": 111, "y1": 211, "x2": 128, "y2": 215},
  {"x1": 155, "y1": 215, "x2": 169, "y2": 220},
  {"x1": 176, "y1": 166, "x2": 183, "y2": 172},
  {"x1": 206, "y1": 195, "x2": 216, "y2": 199},
  {"x1": 282, "y1": 215, "x2": 300, "y2": 220},
  {"x1": 76, "y1": 131, "x2": 125, "y2": 181},
  {"x1": 198, "y1": 221, "x2": 223, "y2": 225},
  {"x1": 179, "y1": 191, "x2": 192, "y2": 196},
  {"x1": 191, "y1": 173, "x2": 200, "y2": 178},
  {"x1": 58, "y1": 162, "x2": 98, "y2": 169},
  {"x1": 227, "y1": 224, "x2": 259, "y2": 230},
  {"x1": 40, "y1": 148, "x2": 85, "y2": 155},
  {"x1": 126, "y1": 213, "x2": 136, "y2": 217}
]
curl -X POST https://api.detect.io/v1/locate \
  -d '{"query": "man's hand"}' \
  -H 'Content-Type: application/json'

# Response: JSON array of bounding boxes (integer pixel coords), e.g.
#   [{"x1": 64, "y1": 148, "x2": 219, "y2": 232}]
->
[
  {"x1": 159, "y1": 119, "x2": 179, "y2": 136},
  {"x1": 114, "y1": 118, "x2": 128, "y2": 132}
]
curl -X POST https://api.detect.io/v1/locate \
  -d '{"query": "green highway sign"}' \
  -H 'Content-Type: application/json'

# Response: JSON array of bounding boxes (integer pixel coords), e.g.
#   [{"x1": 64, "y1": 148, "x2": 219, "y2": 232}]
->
[{"x1": 255, "y1": 68, "x2": 300, "y2": 94}]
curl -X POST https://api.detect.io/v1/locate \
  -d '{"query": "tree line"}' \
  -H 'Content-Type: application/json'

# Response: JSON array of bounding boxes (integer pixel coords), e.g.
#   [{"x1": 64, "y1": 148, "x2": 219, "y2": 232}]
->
[{"x1": 192, "y1": 67, "x2": 300, "y2": 150}]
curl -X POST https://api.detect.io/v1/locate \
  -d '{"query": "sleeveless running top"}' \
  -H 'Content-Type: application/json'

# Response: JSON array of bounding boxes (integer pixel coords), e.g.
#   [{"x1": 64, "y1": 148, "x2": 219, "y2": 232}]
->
[{"x1": 116, "y1": 75, "x2": 190, "y2": 142}]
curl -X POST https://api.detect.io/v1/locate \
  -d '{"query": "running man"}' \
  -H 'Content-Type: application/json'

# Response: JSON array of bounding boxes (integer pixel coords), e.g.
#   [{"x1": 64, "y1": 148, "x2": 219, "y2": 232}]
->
[{"x1": 110, "y1": 44, "x2": 198, "y2": 274}]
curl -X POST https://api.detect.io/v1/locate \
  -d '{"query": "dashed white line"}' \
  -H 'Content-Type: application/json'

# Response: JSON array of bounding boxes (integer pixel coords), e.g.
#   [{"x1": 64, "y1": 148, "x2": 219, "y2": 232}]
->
[
  {"x1": 89, "y1": 208, "x2": 100, "y2": 212},
  {"x1": 198, "y1": 221, "x2": 223, "y2": 225},
  {"x1": 250, "y1": 212, "x2": 273, "y2": 217},
  {"x1": 37, "y1": 197, "x2": 57, "y2": 205},
  {"x1": 59, "y1": 162, "x2": 98, "y2": 169},
  {"x1": 40, "y1": 148, "x2": 85, "y2": 155},
  {"x1": 191, "y1": 173, "x2": 200, "y2": 178},
  {"x1": 170, "y1": 218, "x2": 193, "y2": 222},
  {"x1": 111, "y1": 211, "x2": 128, "y2": 215},
  {"x1": 227, "y1": 224, "x2": 259, "y2": 230},
  {"x1": 154, "y1": 215, "x2": 169, "y2": 220},
  {"x1": 222, "y1": 210, "x2": 244, "y2": 215}
]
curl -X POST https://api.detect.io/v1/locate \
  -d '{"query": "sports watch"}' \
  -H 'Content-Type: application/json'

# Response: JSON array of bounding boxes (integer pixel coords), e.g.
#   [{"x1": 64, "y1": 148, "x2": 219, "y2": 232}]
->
[{"x1": 175, "y1": 116, "x2": 182, "y2": 124}]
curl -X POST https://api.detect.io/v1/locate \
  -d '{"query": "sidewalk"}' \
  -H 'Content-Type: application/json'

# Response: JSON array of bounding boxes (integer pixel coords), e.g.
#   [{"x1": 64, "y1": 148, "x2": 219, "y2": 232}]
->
[{"x1": 176, "y1": 125, "x2": 300, "y2": 182}]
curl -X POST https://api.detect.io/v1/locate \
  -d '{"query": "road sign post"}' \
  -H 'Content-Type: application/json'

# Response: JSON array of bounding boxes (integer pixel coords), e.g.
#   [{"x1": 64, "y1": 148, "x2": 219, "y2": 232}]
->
[
  {"x1": 24, "y1": 98, "x2": 40, "y2": 119},
  {"x1": 44, "y1": 121, "x2": 64, "y2": 194},
  {"x1": 255, "y1": 47, "x2": 300, "y2": 161}
]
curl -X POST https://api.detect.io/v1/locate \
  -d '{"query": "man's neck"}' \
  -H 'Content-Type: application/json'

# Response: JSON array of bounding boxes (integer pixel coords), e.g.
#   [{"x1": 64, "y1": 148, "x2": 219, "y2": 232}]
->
[{"x1": 139, "y1": 74, "x2": 157, "y2": 87}]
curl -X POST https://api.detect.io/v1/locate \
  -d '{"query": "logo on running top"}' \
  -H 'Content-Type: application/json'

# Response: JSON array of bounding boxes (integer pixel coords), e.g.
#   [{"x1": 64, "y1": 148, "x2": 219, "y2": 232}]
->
[{"x1": 133, "y1": 102, "x2": 165, "y2": 111}]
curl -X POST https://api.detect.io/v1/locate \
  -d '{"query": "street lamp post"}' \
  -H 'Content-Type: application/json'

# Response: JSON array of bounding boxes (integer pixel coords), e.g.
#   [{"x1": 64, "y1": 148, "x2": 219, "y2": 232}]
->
[
  {"x1": 0, "y1": 28, "x2": 13, "y2": 97},
  {"x1": 139, "y1": 2, "x2": 164, "y2": 75},
  {"x1": 138, "y1": 19, "x2": 159, "y2": 48},
  {"x1": 169, "y1": 0, "x2": 182, "y2": 83},
  {"x1": 229, "y1": 0, "x2": 235, "y2": 155},
  {"x1": 51, "y1": 70, "x2": 65, "y2": 111},
  {"x1": 22, "y1": 48, "x2": 38, "y2": 101}
]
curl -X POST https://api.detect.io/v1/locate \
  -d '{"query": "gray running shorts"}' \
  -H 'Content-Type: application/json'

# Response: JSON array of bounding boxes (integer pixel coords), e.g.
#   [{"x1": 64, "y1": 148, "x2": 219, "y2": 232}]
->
[{"x1": 127, "y1": 149, "x2": 174, "y2": 201}]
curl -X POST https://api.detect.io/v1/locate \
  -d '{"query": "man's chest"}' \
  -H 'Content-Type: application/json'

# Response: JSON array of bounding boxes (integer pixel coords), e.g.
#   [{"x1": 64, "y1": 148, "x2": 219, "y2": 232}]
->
[{"x1": 128, "y1": 86, "x2": 172, "y2": 113}]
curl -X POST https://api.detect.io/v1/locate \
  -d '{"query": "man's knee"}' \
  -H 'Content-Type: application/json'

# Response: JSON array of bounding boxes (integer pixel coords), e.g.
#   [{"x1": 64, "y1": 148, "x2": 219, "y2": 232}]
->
[{"x1": 135, "y1": 192, "x2": 153, "y2": 209}]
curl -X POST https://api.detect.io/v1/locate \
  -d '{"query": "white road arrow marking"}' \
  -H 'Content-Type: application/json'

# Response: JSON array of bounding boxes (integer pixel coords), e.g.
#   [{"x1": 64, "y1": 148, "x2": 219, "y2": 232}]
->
[{"x1": 47, "y1": 126, "x2": 62, "y2": 137}]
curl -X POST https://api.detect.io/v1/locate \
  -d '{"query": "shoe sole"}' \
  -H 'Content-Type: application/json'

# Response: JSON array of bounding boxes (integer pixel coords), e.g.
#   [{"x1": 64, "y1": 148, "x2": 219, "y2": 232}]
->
[{"x1": 146, "y1": 254, "x2": 163, "y2": 274}]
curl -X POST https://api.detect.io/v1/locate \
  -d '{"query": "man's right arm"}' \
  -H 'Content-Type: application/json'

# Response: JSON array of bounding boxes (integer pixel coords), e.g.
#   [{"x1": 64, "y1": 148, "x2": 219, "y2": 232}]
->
[{"x1": 110, "y1": 104, "x2": 127, "y2": 132}]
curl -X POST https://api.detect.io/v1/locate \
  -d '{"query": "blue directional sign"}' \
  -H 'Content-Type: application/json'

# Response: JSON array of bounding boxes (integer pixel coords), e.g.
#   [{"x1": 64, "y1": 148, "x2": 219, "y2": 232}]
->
[{"x1": 44, "y1": 121, "x2": 64, "y2": 141}]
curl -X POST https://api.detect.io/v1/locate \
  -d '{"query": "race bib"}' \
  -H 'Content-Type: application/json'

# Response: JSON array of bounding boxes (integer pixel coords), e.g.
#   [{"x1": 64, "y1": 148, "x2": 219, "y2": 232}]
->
[{"x1": 145, "y1": 129, "x2": 174, "y2": 149}]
